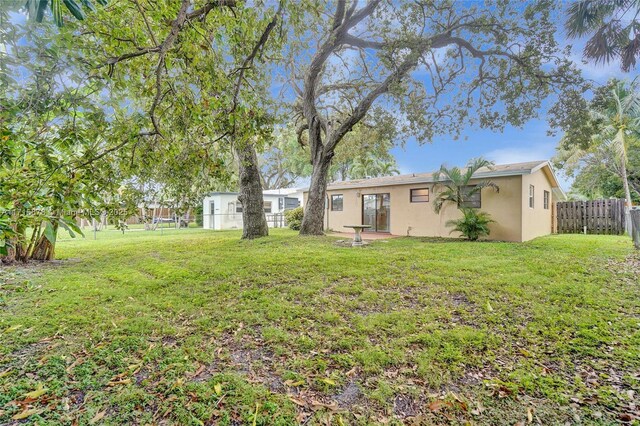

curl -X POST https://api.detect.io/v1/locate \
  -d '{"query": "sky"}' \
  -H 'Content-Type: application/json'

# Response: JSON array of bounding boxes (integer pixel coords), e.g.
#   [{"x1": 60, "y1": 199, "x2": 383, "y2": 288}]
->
[{"x1": 389, "y1": 43, "x2": 629, "y2": 192}]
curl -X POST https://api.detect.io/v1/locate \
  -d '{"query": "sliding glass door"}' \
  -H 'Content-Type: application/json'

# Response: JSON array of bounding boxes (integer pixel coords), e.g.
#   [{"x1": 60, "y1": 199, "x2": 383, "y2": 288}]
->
[{"x1": 362, "y1": 194, "x2": 390, "y2": 232}]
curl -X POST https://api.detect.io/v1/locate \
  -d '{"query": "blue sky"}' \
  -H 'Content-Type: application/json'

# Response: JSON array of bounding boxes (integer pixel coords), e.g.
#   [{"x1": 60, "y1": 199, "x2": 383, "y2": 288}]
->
[{"x1": 390, "y1": 43, "x2": 629, "y2": 191}]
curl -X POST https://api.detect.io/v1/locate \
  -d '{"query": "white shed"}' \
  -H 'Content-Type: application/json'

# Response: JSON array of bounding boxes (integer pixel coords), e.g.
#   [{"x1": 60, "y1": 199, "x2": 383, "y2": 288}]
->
[{"x1": 202, "y1": 189, "x2": 303, "y2": 230}]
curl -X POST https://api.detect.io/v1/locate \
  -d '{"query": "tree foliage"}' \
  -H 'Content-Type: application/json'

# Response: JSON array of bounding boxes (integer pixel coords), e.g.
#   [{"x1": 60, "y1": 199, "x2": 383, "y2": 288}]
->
[
  {"x1": 260, "y1": 123, "x2": 399, "y2": 188},
  {"x1": 0, "y1": 18, "x2": 137, "y2": 262},
  {"x1": 554, "y1": 79, "x2": 640, "y2": 205},
  {"x1": 80, "y1": 0, "x2": 291, "y2": 238}
]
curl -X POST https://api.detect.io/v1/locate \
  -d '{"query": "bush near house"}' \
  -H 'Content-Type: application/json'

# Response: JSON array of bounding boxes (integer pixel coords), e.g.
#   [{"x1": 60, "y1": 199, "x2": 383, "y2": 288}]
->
[
  {"x1": 284, "y1": 206, "x2": 304, "y2": 230},
  {"x1": 447, "y1": 208, "x2": 495, "y2": 241}
]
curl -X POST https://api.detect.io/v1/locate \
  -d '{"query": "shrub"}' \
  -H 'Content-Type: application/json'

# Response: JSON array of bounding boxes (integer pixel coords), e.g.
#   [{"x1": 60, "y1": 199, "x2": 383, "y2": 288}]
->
[
  {"x1": 195, "y1": 204, "x2": 204, "y2": 227},
  {"x1": 284, "y1": 207, "x2": 304, "y2": 230},
  {"x1": 446, "y1": 208, "x2": 494, "y2": 241}
]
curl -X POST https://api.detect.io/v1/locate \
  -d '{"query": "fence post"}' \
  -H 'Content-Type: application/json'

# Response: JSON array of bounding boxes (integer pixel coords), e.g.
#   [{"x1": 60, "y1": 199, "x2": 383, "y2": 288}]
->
[{"x1": 631, "y1": 209, "x2": 640, "y2": 249}]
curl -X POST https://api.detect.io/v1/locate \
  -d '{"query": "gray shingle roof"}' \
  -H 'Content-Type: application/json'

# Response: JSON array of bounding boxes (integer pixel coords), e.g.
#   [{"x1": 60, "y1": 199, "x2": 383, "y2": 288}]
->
[{"x1": 320, "y1": 160, "x2": 554, "y2": 191}]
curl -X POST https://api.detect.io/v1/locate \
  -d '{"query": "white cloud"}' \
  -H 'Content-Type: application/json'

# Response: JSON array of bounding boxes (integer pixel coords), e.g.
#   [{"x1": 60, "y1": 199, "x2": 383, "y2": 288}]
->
[
  {"x1": 485, "y1": 142, "x2": 556, "y2": 164},
  {"x1": 569, "y1": 52, "x2": 627, "y2": 81},
  {"x1": 485, "y1": 142, "x2": 574, "y2": 191}
]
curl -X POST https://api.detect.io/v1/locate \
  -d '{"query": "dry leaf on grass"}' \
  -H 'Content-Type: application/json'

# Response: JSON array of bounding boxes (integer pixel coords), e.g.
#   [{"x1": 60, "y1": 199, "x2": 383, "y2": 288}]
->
[
  {"x1": 89, "y1": 409, "x2": 106, "y2": 424},
  {"x1": 23, "y1": 384, "x2": 47, "y2": 399},
  {"x1": 12, "y1": 408, "x2": 43, "y2": 420}
]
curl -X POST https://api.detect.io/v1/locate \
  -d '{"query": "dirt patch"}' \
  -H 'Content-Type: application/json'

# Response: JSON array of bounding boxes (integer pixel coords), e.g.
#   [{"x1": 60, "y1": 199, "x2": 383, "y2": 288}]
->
[
  {"x1": 393, "y1": 394, "x2": 420, "y2": 418},
  {"x1": 334, "y1": 381, "x2": 364, "y2": 409},
  {"x1": 450, "y1": 292, "x2": 471, "y2": 307},
  {"x1": 161, "y1": 336, "x2": 178, "y2": 348}
]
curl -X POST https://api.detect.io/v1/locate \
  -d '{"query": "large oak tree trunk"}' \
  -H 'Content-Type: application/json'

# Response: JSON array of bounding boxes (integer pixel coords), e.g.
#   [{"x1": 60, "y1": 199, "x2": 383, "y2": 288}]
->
[
  {"x1": 300, "y1": 151, "x2": 332, "y2": 235},
  {"x1": 235, "y1": 142, "x2": 269, "y2": 239}
]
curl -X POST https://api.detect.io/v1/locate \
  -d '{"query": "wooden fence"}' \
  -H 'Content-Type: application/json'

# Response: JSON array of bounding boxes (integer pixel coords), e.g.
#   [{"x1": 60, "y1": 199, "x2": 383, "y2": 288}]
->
[{"x1": 556, "y1": 199, "x2": 626, "y2": 235}]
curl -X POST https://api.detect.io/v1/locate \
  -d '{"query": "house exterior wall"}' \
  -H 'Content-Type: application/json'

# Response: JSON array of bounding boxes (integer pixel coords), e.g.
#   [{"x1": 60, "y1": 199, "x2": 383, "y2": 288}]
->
[
  {"x1": 520, "y1": 169, "x2": 555, "y2": 241},
  {"x1": 303, "y1": 168, "x2": 559, "y2": 242}
]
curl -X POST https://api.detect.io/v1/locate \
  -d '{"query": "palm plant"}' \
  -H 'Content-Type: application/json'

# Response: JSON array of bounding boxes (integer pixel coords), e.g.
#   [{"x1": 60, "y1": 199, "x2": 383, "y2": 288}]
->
[
  {"x1": 590, "y1": 81, "x2": 640, "y2": 207},
  {"x1": 566, "y1": 0, "x2": 640, "y2": 71},
  {"x1": 432, "y1": 158, "x2": 499, "y2": 214},
  {"x1": 446, "y1": 208, "x2": 494, "y2": 241},
  {"x1": 378, "y1": 161, "x2": 400, "y2": 176}
]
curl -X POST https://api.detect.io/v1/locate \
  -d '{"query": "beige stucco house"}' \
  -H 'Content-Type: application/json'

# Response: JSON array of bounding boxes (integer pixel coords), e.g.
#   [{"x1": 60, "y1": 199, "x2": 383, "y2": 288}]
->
[{"x1": 303, "y1": 160, "x2": 565, "y2": 242}]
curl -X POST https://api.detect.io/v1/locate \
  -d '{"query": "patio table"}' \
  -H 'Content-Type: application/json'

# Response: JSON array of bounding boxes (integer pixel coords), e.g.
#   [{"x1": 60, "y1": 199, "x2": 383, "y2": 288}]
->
[{"x1": 343, "y1": 224, "x2": 372, "y2": 246}]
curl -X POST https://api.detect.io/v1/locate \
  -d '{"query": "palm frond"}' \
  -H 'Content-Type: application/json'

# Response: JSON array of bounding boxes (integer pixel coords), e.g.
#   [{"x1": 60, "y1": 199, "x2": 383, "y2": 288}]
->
[
  {"x1": 583, "y1": 20, "x2": 626, "y2": 64},
  {"x1": 24, "y1": 0, "x2": 103, "y2": 26},
  {"x1": 473, "y1": 180, "x2": 500, "y2": 194},
  {"x1": 566, "y1": 0, "x2": 613, "y2": 38}
]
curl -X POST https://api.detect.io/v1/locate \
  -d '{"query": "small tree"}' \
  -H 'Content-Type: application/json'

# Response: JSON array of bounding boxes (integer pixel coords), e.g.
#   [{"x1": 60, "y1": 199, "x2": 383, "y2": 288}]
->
[
  {"x1": 447, "y1": 209, "x2": 494, "y2": 241},
  {"x1": 433, "y1": 158, "x2": 500, "y2": 214}
]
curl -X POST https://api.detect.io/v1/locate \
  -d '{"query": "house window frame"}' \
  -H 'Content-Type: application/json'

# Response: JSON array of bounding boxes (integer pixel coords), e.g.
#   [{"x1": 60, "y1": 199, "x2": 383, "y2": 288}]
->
[
  {"x1": 410, "y1": 188, "x2": 430, "y2": 203},
  {"x1": 331, "y1": 194, "x2": 343, "y2": 211},
  {"x1": 235, "y1": 200, "x2": 243, "y2": 213},
  {"x1": 459, "y1": 185, "x2": 481, "y2": 209},
  {"x1": 529, "y1": 185, "x2": 535, "y2": 209},
  {"x1": 543, "y1": 190, "x2": 550, "y2": 210},
  {"x1": 263, "y1": 201, "x2": 272, "y2": 213}
]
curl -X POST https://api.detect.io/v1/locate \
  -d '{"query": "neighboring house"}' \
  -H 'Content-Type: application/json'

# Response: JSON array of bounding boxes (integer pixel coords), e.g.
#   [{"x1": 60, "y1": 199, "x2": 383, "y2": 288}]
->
[
  {"x1": 202, "y1": 188, "x2": 303, "y2": 230},
  {"x1": 303, "y1": 160, "x2": 565, "y2": 242}
]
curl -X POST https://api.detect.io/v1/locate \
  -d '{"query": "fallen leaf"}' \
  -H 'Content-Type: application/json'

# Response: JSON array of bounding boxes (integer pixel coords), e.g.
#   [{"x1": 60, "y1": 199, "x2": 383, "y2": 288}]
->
[
  {"x1": 470, "y1": 400, "x2": 484, "y2": 415},
  {"x1": 310, "y1": 400, "x2": 338, "y2": 411},
  {"x1": 23, "y1": 384, "x2": 47, "y2": 399},
  {"x1": 428, "y1": 400, "x2": 452, "y2": 412},
  {"x1": 188, "y1": 364, "x2": 205, "y2": 377},
  {"x1": 214, "y1": 383, "x2": 223, "y2": 396},
  {"x1": 89, "y1": 410, "x2": 106, "y2": 424},
  {"x1": 107, "y1": 378, "x2": 131, "y2": 386},
  {"x1": 320, "y1": 378, "x2": 336, "y2": 386},
  {"x1": 0, "y1": 368, "x2": 12, "y2": 378},
  {"x1": 288, "y1": 396, "x2": 307, "y2": 407},
  {"x1": 519, "y1": 348, "x2": 532, "y2": 357},
  {"x1": 66, "y1": 358, "x2": 84, "y2": 374},
  {"x1": 4, "y1": 324, "x2": 22, "y2": 333},
  {"x1": 12, "y1": 408, "x2": 42, "y2": 420},
  {"x1": 284, "y1": 379, "x2": 305, "y2": 387},
  {"x1": 618, "y1": 413, "x2": 634, "y2": 422},
  {"x1": 252, "y1": 402, "x2": 260, "y2": 426},
  {"x1": 486, "y1": 301, "x2": 494, "y2": 312},
  {"x1": 527, "y1": 407, "x2": 534, "y2": 423}
]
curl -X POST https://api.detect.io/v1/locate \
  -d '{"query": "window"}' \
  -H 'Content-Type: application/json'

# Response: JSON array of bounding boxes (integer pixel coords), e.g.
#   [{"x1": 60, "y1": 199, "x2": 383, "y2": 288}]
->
[
  {"x1": 410, "y1": 188, "x2": 429, "y2": 203},
  {"x1": 529, "y1": 185, "x2": 535, "y2": 208},
  {"x1": 543, "y1": 190, "x2": 550, "y2": 210},
  {"x1": 263, "y1": 201, "x2": 272, "y2": 213},
  {"x1": 459, "y1": 185, "x2": 481, "y2": 208},
  {"x1": 235, "y1": 200, "x2": 243, "y2": 213},
  {"x1": 331, "y1": 194, "x2": 343, "y2": 211}
]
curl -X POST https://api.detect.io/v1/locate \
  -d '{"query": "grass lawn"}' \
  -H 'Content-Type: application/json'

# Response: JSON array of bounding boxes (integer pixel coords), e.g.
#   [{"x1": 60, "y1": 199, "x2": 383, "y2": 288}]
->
[{"x1": 0, "y1": 229, "x2": 639, "y2": 425}]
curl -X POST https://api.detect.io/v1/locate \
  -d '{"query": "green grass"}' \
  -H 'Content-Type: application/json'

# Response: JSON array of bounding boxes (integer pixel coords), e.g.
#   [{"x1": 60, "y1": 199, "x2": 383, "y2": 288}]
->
[{"x1": 1, "y1": 229, "x2": 639, "y2": 425}]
